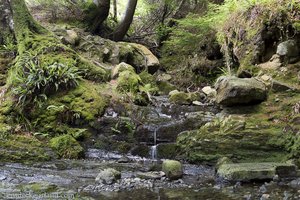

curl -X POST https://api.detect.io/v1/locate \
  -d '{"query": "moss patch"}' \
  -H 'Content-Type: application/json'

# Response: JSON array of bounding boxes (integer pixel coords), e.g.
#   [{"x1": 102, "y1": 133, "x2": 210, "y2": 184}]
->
[
  {"x1": 0, "y1": 134, "x2": 51, "y2": 163},
  {"x1": 50, "y1": 134, "x2": 84, "y2": 159}
]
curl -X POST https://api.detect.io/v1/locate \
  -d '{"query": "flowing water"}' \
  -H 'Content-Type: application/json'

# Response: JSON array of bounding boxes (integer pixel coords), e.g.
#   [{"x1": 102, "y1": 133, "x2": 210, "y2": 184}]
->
[{"x1": 1, "y1": 96, "x2": 300, "y2": 199}]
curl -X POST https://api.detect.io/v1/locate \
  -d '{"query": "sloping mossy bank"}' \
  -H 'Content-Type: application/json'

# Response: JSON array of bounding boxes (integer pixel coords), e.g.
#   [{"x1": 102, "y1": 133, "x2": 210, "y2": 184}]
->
[
  {"x1": 177, "y1": 92, "x2": 300, "y2": 164},
  {"x1": 0, "y1": 134, "x2": 52, "y2": 163}
]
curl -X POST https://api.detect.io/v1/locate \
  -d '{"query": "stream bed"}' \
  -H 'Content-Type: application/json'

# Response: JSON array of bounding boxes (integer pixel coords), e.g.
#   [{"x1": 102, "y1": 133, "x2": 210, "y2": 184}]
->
[
  {"x1": 1, "y1": 96, "x2": 300, "y2": 199},
  {"x1": 1, "y1": 150, "x2": 300, "y2": 200}
]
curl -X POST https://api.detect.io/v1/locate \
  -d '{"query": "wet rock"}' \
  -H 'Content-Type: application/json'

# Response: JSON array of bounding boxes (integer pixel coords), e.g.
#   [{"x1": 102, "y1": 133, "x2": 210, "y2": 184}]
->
[
  {"x1": 162, "y1": 160, "x2": 183, "y2": 180},
  {"x1": 0, "y1": 175, "x2": 6, "y2": 181},
  {"x1": 215, "y1": 76, "x2": 267, "y2": 106},
  {"x1": 95, "y1": 168, "x2": 121, "y2": 185},
  {"x1": 136, "y1": 171, "x2": 165, "y2": 180},
  {"x1": 117, "y1": 156, "x2": 131, "y2": 163},
  {"x1": 217, "y1": 162, "x2": 297, "y2": 182},
  {"x1": 157, "y1": 73, "x2": 172, "y2": 82},
  {"x1": 260, "y1": 194, "x2": 270, "y2": 200},
  {"x1": 130, "y1": 144, "x2": 150, "y2": 158},
  {"x1": 289, "y1": 178, "x2": 300, "y2": 189}
]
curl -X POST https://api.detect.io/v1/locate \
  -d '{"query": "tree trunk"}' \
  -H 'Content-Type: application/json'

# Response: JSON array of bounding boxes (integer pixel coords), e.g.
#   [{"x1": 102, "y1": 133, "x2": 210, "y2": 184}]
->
[
  {"x1": 112, "y1": 0, "x2": 137, "y2": 41},
  {"x1": 90, "y1": 0, "x2": 111, "y2": 34},
  {"x1": 113, "y1": 0, "x2": 117, "y2": 21},
  {"x1": 0, "y1": 0, "x2": 14, "y2": 45}
]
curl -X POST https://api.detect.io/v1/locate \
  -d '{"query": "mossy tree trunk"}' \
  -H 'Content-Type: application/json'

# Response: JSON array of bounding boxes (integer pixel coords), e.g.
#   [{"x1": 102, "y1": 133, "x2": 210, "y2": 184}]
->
[{"x1": 0, "y1": 0, "x2": 14, "y2": 45}]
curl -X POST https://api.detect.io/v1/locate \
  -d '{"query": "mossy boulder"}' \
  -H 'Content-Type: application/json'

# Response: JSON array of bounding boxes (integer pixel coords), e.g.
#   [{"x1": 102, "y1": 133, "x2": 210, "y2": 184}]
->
[
  {"x1": 111, "y1": 62, "x2": 135, "y2": 79},
  {"x1": 177, "y1": 115, "x2": 287, "y2": 163},
  {"x1": 116, "y1": 70, "x2": 141, "y2": 93},
  {"x1": 169, "y1": 90, "x2": 202, "y2": 105},
  {"x1": 215, "y1": 76, "x2": 267, "y2": 106},
  {"x1": 30, "y1": 80, "x2": 108, "y2": 134},
  {"x1": 49, "y1": 135, "x2": 84, "y2": 159},
  {"x1": 217, "y1": 162, "x2": 297, "y2": 182},
  {"x1": 162, "y1": 160, "x2": 183, "y2": 180}
]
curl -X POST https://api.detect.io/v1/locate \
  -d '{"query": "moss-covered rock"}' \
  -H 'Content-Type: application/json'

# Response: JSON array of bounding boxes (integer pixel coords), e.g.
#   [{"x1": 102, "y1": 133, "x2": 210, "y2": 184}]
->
[
  {"x1": 217, "y1": 162, "x2": 297, "y2": 182},
  {"x1": 116, "y1": 70, "x2": 141, "y2": 93},
  {"x1": 111, "y1": 62, "x2": 135, "y2": 79},
  {"x1": 30, "y1": 80, "x2": 108, "y2": 135},
  {"x1": 162, "y1": 160, "x2": 183, "y2": 180},
  {"x1": 0, "y1": 135, "x2": 52, "y2": 163},
  {"x1": 177, "y1": 115, "x2": 288, "y2": 163},
  {"x1": 49, "y1": 134, "x2": 84, "y2": 159},
  {"x1": 157, "y1": 143, "x2": 178, "y2": 159},
  {"x1": 169, "y1": 90, "x2": 202, "y2": 105}
]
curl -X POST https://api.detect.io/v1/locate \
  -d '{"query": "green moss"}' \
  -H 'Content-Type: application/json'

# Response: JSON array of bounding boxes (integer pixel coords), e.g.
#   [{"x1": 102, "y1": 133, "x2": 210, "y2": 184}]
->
[
  {"x1": 162, "y1": 160, "x2": 183, "y2": 180},
  {"x1": 116, "y1": 70, "x2": 141, "y2": 93},
  {"x1": 30, "y1": 80, "x2": 108, "y2": 134},
  {"x1": 177, "y1": 115, "x2": 288, "y2": 164},
  {"x1": 50, "y1": 134, "x2": 84, "y2": 159},
  {"x1": 0, "y1": 134, "x2": 51, "y2": 163},
  {"x1": 157, "y1": 143, "x2": 178, "y2": 159},
  {"x1": 23, "y1": 183, "x2": 58, "y2": 194}
]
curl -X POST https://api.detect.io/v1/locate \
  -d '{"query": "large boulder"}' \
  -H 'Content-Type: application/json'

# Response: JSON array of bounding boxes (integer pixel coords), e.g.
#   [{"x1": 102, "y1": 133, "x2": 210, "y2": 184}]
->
[
  {"x1": 215, "y1": 76, "x2": 267, "y2": 106},
  {"x1": 129, "y1": 43, "x2": 160, "y2": 74},
  {"x1": 276, "y1": 40, "x2": 299, "y2": 63},
  {"x1": 95, "y1": 168, "x2": 121, "y2": 185},
  {"x1": 162, "y1": 160, "x2": 183, "y2": 180}
]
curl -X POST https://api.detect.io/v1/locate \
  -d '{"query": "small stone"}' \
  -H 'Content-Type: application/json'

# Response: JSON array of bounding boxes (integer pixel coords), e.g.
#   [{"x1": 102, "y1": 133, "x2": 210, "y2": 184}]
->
[
  {"x1": 261, "y1": 194, "x2": 270, "y2": 200},
  {"x1": 0, "y1": 175, "x2": 6, "y2": 181},
  {"x1": 117, "y1": 156, "x2": 131, "y2": 163}
]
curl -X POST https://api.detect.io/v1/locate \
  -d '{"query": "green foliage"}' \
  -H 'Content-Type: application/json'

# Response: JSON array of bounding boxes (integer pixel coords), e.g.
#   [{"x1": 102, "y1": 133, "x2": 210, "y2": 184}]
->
[
  {"x1": 12, "y1": 51, "x2": 81, "y2": 108},
  {"x1": 165, "y1": 14, "x2": 213, "y2": 54}
]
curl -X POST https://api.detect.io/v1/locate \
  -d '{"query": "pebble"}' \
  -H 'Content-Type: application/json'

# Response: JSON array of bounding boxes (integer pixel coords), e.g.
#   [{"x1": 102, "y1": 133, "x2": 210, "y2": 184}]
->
[{"x1": 0, "y1": 175, "x2": 6, "y2": 181}]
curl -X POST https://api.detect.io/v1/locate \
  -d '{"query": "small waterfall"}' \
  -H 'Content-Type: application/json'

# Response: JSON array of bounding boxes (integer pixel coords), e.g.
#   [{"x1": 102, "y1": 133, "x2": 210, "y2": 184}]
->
[
  {"x1": 150, "y1": 128, "x2": 158, "y2": 160},
  {"x1": 151, "y1": 145, "x2": 157, "y2": 160}
]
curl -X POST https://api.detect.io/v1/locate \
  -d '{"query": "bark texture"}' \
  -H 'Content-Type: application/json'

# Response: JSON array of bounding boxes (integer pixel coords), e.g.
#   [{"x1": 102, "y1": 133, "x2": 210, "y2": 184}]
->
[{"x1": 112, "y1": 0, "x2": 137, "y2": 41}]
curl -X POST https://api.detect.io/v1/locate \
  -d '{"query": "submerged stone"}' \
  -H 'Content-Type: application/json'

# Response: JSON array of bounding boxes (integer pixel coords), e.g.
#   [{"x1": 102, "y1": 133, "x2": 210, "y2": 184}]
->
[{"x1": 217, "y1": 162, "x2": 297, "y2": 182}]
